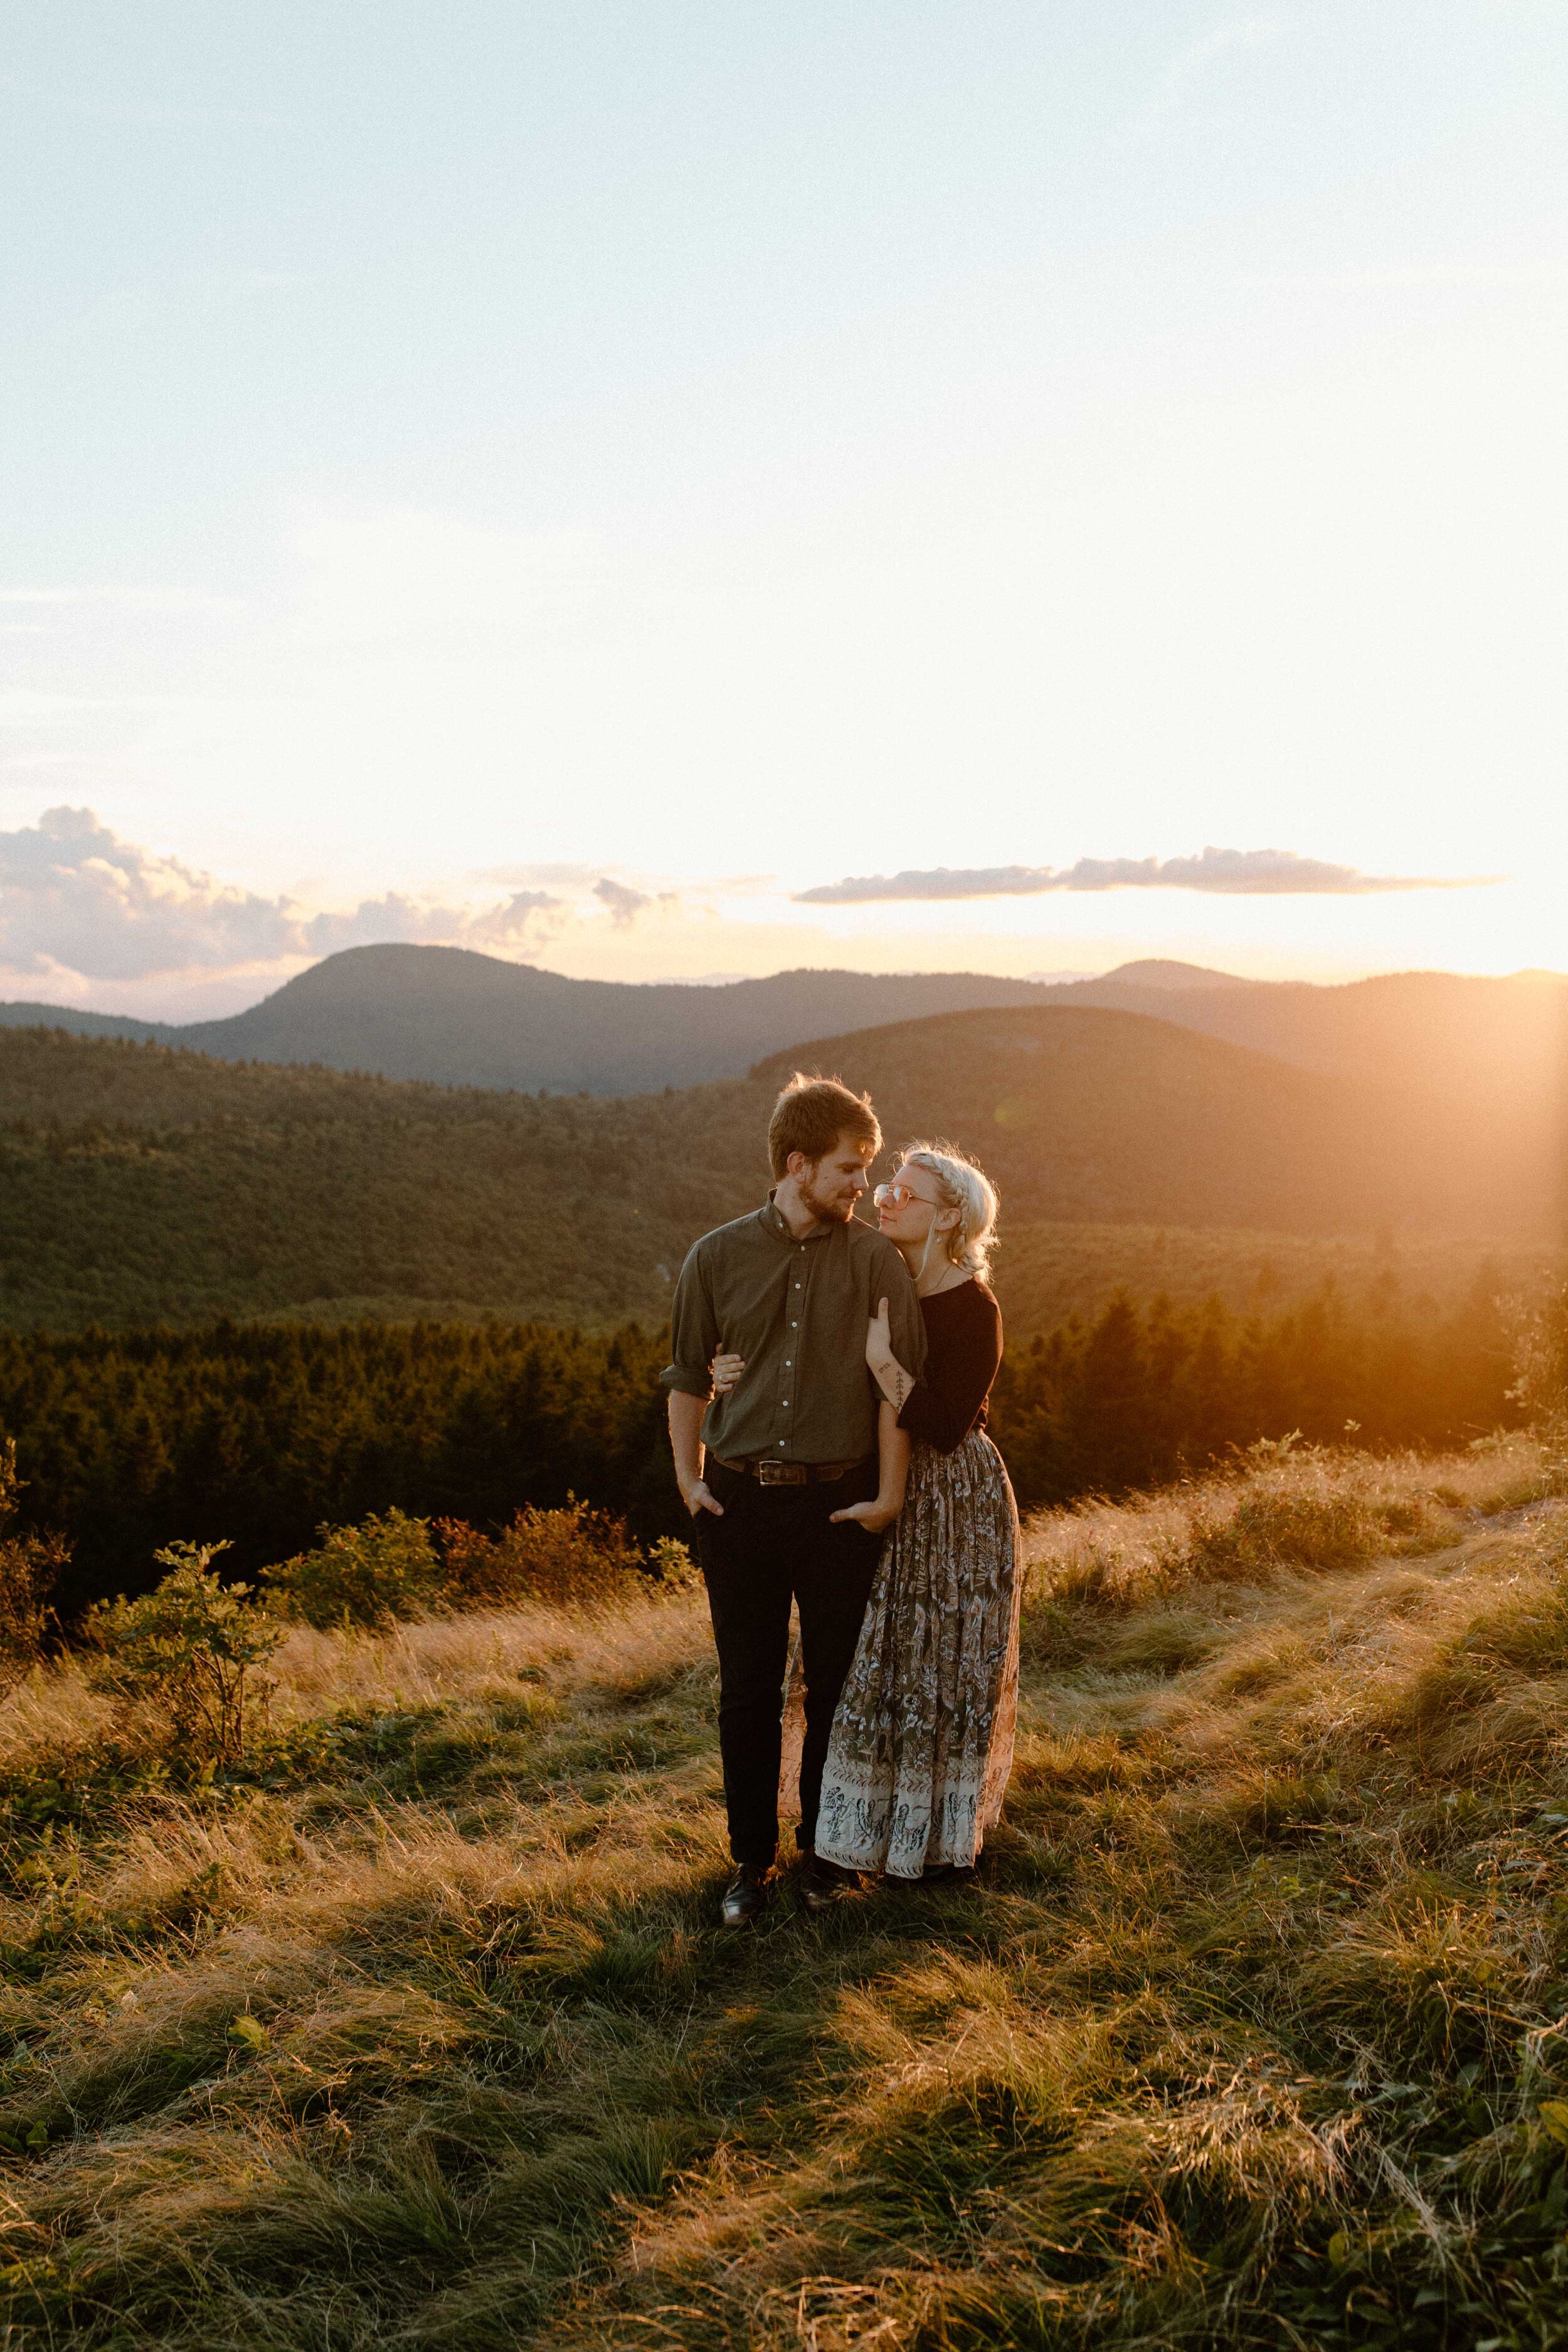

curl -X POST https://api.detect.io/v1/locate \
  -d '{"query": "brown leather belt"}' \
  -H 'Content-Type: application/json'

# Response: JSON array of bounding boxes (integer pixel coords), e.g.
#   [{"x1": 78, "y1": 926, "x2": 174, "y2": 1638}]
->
[{"x1": 714, "y1": 1454, "x2": 871, "y2": 1487}]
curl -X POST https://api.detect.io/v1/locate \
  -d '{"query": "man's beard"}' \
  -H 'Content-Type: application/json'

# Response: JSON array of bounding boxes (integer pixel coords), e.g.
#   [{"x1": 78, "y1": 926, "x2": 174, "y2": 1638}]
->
[{"x1": 800, "y1": 1170, "x2": 857, "y2": 1226}]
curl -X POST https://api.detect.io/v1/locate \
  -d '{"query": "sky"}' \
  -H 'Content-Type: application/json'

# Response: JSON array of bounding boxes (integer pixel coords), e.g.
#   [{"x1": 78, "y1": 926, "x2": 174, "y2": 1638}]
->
[{"x1": 2, "y1": 1, "x2": 1564, "y2": 1018}]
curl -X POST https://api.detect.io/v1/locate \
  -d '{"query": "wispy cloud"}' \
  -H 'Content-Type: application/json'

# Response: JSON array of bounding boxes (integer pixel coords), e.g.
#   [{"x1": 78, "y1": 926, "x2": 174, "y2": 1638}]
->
[
  {"x1": 593, "y1": 877, "x2": 690, "y2": 930},
  {"x1": 1132, "y1": 9, "x2": 1286, "y2": 129},
  {"x1": 0, "y1": 586, "x2": 237, "y2": 615},
  {"x1": 594, "y1": 877, "x2": 654, "y2": 929},
  {"x1": 795, "y1": 847, "x2": 1500, "y2": 905},
  {"x1": 470, "y1": 860, "x2": 608, "y2": 890}
]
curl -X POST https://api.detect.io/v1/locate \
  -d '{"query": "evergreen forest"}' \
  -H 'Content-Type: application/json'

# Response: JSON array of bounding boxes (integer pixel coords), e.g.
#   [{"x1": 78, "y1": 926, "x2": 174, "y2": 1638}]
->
[{"x1": 0, "y1": 1275, "x2": 1521, "y2": 1614}]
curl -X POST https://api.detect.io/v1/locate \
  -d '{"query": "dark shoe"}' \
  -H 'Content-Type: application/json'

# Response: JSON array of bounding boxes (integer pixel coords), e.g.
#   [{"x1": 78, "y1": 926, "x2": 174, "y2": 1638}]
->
[
  {"x1": 720, "y1": 1864, "x2": 771, "y2": 1927},
  {"x1": 798, "y1": 1853, "x2": 861, "y2": 1914}
]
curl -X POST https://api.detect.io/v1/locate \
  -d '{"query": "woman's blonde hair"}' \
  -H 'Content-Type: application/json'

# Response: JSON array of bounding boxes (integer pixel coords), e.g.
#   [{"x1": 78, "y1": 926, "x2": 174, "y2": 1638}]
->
[{"x1": 898, "y1": 1142, "x2": 999, "y2": 1281}]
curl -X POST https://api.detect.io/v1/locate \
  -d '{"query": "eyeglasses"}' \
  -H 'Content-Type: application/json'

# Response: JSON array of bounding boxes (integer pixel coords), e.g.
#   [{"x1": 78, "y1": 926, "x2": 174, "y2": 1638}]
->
[{"x1": 874, "y1": 1181, "x2": 938, "y2": 1210}]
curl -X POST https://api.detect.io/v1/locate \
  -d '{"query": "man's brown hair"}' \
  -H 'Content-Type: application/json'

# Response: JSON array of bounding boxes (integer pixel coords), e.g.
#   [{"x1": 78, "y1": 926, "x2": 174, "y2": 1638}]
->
[{"x1": 767, "y1": 1073, "x2": 881, "y2": 1180}]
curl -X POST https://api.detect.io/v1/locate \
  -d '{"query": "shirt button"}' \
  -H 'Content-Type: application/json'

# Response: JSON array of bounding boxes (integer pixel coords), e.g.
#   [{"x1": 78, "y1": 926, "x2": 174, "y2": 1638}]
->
[{"x1": 791, "y1": 1320, "x2": 797, "y2": 1328}]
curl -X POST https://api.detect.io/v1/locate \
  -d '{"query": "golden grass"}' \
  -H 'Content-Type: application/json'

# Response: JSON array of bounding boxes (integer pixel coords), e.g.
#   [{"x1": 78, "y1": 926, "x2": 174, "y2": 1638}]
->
[{"x1": 0, "y1": 1437, "x2": 1565, "y2": 2348}]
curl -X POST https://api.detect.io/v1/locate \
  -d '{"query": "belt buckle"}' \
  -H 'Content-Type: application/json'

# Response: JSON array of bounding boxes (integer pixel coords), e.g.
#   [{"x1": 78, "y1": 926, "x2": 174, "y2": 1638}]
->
[{"x1": 756, "y1": 1458, "x2": 806, "y2": 1486}]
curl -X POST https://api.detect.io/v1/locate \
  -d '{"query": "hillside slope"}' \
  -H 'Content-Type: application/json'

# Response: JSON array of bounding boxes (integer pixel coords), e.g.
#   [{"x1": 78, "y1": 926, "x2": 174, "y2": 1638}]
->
[
  {"x1": 0, "y1": 1003, "x2": 1549, "y2": 1332},
  {"x1": 752, "y1": 1002, "x2": 1555, "y2": 1233},
  {"x1": 0, "y1": 1001, "x2": 172, "y2": 1044},
  {"x1": 0, "y1": 1441, "x2": 1564, "y2": 2349},
  {"x1": 1070, "y1": 963, "x2": 1568, "y2": 1124}
]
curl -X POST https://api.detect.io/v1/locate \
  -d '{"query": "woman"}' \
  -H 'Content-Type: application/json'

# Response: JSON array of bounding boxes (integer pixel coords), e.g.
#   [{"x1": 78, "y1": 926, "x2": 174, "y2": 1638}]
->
[{"x1": 718, "y1": 1142, "x2": 1021, "y2": 1882}]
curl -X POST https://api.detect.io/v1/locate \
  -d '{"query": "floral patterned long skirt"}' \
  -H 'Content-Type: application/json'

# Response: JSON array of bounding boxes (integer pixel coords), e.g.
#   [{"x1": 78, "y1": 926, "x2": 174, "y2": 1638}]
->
[{"x1": 780, "y1": 1428, "x2": 1022, "y2": 1878}]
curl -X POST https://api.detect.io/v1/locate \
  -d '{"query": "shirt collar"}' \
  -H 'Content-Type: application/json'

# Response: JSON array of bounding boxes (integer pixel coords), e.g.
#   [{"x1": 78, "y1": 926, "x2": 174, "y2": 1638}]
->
[{"x1": 762, "y1": 1190, "x2": 831, "y2": 1244}]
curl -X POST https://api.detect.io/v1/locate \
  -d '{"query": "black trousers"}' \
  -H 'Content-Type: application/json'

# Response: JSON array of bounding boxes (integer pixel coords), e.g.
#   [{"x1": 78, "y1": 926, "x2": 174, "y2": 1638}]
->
[{"x1": 696, "y1": 1456, "x2": 881, "y2": 1868}]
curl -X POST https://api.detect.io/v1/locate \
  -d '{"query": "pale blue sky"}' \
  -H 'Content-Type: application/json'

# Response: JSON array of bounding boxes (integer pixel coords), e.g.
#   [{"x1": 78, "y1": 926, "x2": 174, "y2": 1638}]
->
[{"x1": 3, "y1": 3, "x2": 1565, "y2": 1012}]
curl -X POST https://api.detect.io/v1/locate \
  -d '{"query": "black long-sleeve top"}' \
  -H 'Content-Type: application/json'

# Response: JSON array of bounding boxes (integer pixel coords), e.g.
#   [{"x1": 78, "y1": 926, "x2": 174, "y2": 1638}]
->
[{"x1": 896, "y1": 1278, "x2": 1003, "y2": 1454}]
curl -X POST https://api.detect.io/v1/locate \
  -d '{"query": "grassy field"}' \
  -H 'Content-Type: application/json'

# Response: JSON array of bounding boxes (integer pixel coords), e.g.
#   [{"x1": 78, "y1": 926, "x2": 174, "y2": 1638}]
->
[{"x1": 2, "y1": 1435, "x2": 1568, "y2": 2347}]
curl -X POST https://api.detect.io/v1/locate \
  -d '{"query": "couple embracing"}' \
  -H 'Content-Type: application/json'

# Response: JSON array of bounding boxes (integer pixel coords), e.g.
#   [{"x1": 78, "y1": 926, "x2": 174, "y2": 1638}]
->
[{"x1": 662, "y1": 1073, "x2": 1022, "y2": 1926}]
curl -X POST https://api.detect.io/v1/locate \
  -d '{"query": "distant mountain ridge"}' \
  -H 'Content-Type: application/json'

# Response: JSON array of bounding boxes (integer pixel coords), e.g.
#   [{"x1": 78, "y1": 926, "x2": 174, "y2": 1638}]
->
[
  {"x1": 0, "y1": 953, "x2": 1069, "y2": 1093},
  {"x1": 0, "y1": 946, "x2": 1562, "y2": 1128}
]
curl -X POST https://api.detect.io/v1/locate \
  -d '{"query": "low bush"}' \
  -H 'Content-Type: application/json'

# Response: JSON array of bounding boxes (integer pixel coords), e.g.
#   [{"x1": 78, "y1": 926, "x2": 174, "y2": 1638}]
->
[
  {"x1": 262, "y1": 1507, "x2": 444, "y2": 1629},
  {"x1": 1511, "y1": 1276, "x2": 1568, "y2": 1421},
  {"x1": 437, "y1": 1499, "x2": 654, "y2": 1608},
  {"x1": 1029, "y1": 1439, "x2": 1481, "y2": 1614},
  {"x1": 0, "y1": 1439, "x2": 68, "y2": 1702},
  {"x1": 83, "y1": 1541, "x2": 282, "y2": 1763},
  {"x1": 1179, "y1": 1483, "x2": 1451, "y2": 1581}
]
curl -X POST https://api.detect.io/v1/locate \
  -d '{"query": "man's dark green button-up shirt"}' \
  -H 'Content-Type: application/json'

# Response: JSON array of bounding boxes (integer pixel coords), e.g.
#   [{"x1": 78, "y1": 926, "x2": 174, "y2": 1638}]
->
[{"x1": 661, "y1": 1197, "x2": 926, "y2": 1465}]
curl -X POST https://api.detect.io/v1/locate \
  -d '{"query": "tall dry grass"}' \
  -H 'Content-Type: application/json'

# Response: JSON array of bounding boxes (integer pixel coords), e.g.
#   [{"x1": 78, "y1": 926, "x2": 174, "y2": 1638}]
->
[{"x1": 0, "y1": 1435, "x2": 1564, "y2": 2348}]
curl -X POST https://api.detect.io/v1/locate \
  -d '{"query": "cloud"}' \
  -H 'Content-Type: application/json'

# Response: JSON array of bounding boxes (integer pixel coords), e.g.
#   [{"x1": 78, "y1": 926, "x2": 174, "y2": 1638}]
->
[
  {"x1": 1147, "y1": 11, "x2": 1285, "y2": 116},
  {"x1": 594, "y1": 877, "x2": 654, "y2": 928},
  {"x1": 0, "y1": 586, "x2": 236, "y2": 615},
  {"x1": 474, "y1": 861, "x2": 606, "y2": 889},
  {"x1": 794, "y1": 847, "x2": 1498, "y2": 904},
  {"x1": 0, "y1": 805, "x2": 564, "y2": 983},
  {"x1": 592, "y1": 876, "x2": 692, "y2": 930},
  {"x1": 304, "y1": 888, "x2": 564, "y2": 958}
]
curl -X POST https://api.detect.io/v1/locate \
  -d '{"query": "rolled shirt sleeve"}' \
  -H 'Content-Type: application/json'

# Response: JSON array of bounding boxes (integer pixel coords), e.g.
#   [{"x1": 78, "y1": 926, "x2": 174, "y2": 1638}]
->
[{"x1": 660, "y1": 1239, "x2": 719, "y2": 1399}]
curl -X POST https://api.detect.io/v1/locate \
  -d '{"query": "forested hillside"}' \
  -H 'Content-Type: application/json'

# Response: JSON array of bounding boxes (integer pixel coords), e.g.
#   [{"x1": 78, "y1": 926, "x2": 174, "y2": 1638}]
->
[
  {"x1": 0, "y1": 1010, "x2": 1547, "y2": 1335},
  {"x1": 1068, "y1": 960, "x2": 1568, "y2": 1116},
  {"x1": 0, "y1": 1274, "x2": 1522, "y2": 1609},
  {"x1": 752, "y1": 1004, "x2": 1556, "y2": 1232}
]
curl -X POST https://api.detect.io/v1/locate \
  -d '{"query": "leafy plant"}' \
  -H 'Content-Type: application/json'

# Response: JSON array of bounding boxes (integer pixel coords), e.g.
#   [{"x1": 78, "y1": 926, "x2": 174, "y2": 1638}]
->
[
  {"x1": 437, "y1": 1499, "x2": 650, "y2": 1608},
  {"x1": 83, "y1": 1542, "x2": 280, "y2": 1763},
  {"x1": 0, "y1": 1438, "x2": 68, "y2": 1703},
  {"x1": 647, "y1": 1535, "x2": 697, "y2": 1587},
  {"x1": 1510, "y1": 1277, "x2": 1568, "y2": 1485},
  {"x1": 262, "y1": 1508, "x2": 444, "y2": 1629}
]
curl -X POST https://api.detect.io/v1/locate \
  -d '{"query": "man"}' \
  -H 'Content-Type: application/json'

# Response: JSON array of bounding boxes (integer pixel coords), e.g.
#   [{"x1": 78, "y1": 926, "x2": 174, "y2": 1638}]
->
[{"x1": 662, "y1": 1073, "x2": 926, "y2": 1925}]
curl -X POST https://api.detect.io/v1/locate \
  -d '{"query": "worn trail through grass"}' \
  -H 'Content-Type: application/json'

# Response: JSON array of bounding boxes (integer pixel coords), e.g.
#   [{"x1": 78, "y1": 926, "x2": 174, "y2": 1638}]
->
[{"x1": 3, "y1": 1436, "x2": 1568, "y2": 2348}]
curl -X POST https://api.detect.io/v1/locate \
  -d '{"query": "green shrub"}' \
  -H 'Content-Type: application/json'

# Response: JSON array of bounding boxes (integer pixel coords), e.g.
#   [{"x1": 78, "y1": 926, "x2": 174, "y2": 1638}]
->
[
  {"x1": 437, "y1": 1500, "x2": 651, "y2": 1608},
  {"x1": 262, "y1": 1508, "x2": 443, "y2": 1630},
  {"x1": 83, "y1": 1542, "x2": 281, "y2": 1763},
  {"x1": 646, "y1": 1535, "x2": 697, "y2": 1587},
  {"x1": 0, "y1": 1439, "x2": 68, "y2": 1702},
  {"x1": 1182, "y1": 1488, "x2": 1382, "y2": 1579},
  {"x1": 1511, "y1": 1279, "x2": 1568, "y2": 1486},
  {"x1": 1176, "y1": 1478, "x2": 1453, "y2": 1584}
]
